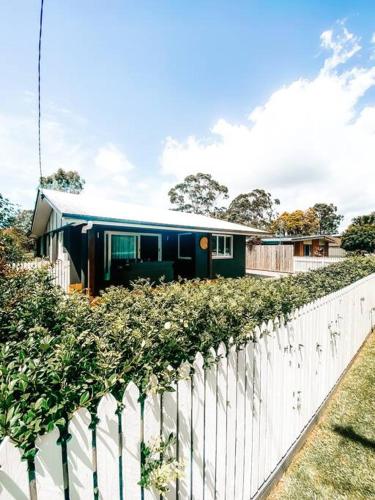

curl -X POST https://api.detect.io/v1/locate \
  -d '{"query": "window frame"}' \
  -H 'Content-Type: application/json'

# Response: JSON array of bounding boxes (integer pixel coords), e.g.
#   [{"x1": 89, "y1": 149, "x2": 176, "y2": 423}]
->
[
  {"x1": 104, "y1": 230, "x2": 162, "y2": 280},
  {"x1": 212, "y1": 234, "x2": 233, "y2": 259},
  {"x1": 178, "y1": 232, "x2": 193, "y2": 260}
]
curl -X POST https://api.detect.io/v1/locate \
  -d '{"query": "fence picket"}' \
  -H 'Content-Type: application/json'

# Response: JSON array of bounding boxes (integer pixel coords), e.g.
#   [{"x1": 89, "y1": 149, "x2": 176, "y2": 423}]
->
[
  {"x1": 67, "y1": 408, "x2": 93, "y2": 500},
  {"x1": 143, "y1": 391, "x2": 161, "y2": 500},
  {"x1": 215, "y1": 342, "x2": 227, "y2": 500},
  {"x1": 225, "y1": 345, "x2": 237, "y2": 500},
  {"x1": 122, "y1": 382, "x2": 141, "y2": 499},
  {"x1": 35, "y1": 427, "x2": 64, "y2": 499},
  {"x1": 177, "y1": 364, "x2": 192, "y2": 499},
  {"x1": 204, "y1": 348, "x2": 217, "y2": 500},
  {"x1": 234, "y1": 347, "x2": 246, "y2": 500},
  {"x1": 0, "y1": 437, "x2": 29, "y2": 500},
  {"x1": 192, "y1": 352, "x2": 204, "y2": 500},
  {"x1": 96, "y1": 393, "x2": 120, "y2": 499},
  {"x1": 1, "y1": 273, "x2": 375, "y2": 500},
  {"x1": 250, "y1": 328, "x2": 261, "y2": 497},
  {"x1": 162, "y1": 383, "x2": 178, "y2": 500}
]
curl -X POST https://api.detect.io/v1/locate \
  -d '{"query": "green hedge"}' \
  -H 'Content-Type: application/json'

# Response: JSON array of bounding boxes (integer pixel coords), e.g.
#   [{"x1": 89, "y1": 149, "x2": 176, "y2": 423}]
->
[{"x1": 1, "y1": 257, "x2": 375, "y2": 455}]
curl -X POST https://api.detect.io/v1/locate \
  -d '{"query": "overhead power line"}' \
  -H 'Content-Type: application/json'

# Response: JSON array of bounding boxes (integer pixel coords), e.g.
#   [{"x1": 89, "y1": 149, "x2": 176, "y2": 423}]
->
[{"x1": 38, "y1": 0, "x2": 45, "y2": 182}]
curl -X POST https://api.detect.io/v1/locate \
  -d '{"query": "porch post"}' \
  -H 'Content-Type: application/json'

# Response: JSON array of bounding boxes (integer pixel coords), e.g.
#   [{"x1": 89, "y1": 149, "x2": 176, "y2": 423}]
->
[
  {"x1": 208, "y1": 233, "x2": 213, "y2": 279},
  {"x1": 88, "y1": 229, "x2": 96, "y2": 296}
]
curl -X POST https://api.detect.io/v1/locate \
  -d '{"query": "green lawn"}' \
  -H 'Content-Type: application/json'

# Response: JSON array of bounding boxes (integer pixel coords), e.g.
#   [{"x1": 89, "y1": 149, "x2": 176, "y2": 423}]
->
[{"x1": 269, "y1": 329, "x2": 375, "y2": 500}]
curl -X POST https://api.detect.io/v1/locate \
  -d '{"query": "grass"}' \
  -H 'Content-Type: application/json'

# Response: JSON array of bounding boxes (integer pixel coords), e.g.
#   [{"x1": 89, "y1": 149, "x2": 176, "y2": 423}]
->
[{"x1": 269, "y1": 329, "x2": 375, "y2": 500}]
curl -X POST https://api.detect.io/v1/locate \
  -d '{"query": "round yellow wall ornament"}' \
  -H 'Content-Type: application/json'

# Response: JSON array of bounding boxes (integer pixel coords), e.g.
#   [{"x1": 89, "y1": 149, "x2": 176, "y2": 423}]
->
[{"x1": 199, "y1": 236, "x2": 209, "y2": 250}]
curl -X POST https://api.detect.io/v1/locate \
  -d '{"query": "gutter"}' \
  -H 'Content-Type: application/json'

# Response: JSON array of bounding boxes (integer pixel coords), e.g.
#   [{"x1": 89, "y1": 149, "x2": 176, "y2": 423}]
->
[{"x1": 81, "y1": 221, "x2": 94, "y2": 234}]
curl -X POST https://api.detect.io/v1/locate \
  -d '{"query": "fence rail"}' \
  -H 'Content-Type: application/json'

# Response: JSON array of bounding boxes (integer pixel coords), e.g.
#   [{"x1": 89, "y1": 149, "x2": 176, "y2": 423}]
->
[{"x1": 1, "y1": 274, "x2": 375, "y2": 499}]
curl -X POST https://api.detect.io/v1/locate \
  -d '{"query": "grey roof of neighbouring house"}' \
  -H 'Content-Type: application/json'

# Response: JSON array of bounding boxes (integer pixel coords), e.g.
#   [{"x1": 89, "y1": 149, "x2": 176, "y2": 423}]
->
[
  {"x1": 31, "y1": 189, "x2": 268, "y2": 237},
  {"x1": 261, "y1": 235, "x2": 339, "y2": 244}
]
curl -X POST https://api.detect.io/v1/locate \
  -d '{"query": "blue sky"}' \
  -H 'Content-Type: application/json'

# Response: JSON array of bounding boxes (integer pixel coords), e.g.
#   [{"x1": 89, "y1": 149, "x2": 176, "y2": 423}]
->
[{"x1": 1, "y1": 1, "x2": 375, "y2": 224}]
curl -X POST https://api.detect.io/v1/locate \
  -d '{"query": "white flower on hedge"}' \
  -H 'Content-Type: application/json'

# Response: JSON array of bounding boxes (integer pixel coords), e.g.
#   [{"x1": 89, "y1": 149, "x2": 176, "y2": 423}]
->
[
  {"x1": 149, "y1": 460, "x2": 185, "y2": 495},
  {"x1": 147, "y1": 374, "x2": 159, "y2": 395},
  {"x1": 178, "y1": 361, "x2": 191, "y2": 380},
  {"x1": 164, "y1": 321, "x2": 172, "y2": 330}
]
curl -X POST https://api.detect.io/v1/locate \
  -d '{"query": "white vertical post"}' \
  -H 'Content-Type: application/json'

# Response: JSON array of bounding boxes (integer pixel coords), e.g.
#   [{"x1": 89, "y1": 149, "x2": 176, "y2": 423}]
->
[
  {"x1": 0, "y1": 437, "x2": 29, "y2": 500},
  {"x1": 177, "y1": 363, "x2": 192, "y2": 499},
  {"x1": 122, "y1": 382, "x2": 141, "y2": 499},
  {"x1": 191, "y1": 352, "x2": 204, "y2": 500},
  {"x1": 67, "y1": 408, "x2": 93, "y2": 500},
  {"x1": 162, "y1": 382, "x2": 177, "y2": 500},
  {"x1": 215, "y1": 342, "x2": 227, "y2": 500},
  {"x1": 96, "y1": 393, "x2": 120, "y2": 499},
  {"x1": 143, "y1": 391, "x2": 161, "y2": 500},
  {"x1": 225, "y1": 345, "x2": 237, "y2": 500},
  {"x1": 204, "y1": 348, "x2": 217, "y2": 500},
  {"x1": 35, "y1": 427, "x2": 64, "y2": 499}
]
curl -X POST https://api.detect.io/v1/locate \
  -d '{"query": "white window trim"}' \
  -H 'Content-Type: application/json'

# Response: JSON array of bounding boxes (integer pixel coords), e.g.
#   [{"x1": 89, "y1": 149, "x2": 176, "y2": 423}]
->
[
  {"x1": 178, "y1": 232, "x2": 193, "y2": 260},
  {"x1": 104, "y1": 231, "x2": 162, "y2": 280},
  {"x1": 212, "y1": 234, "x2": 233, "y2": 259}
]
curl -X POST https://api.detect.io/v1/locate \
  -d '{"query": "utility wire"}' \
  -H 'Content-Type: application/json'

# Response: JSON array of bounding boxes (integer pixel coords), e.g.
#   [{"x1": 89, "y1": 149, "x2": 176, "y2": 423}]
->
[{"x1": 38, "y1": 0, "x2": 45, "y2": 183}]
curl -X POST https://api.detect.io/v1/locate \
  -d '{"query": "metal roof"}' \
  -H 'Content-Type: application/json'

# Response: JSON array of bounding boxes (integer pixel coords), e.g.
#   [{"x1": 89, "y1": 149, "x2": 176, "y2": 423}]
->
[
  {"x1": 262, "y1": 235, "x2": 338, "y2": 243},
  {"x1": 32, "y1": 189, "x2": 267, "y2": 237}
]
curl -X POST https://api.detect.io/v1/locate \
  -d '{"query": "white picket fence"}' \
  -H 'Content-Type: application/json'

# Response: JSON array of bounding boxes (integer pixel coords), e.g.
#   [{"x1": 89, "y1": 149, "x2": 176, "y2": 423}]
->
[
  {"x1": 293, "y1": 255, "x2": 346, "y2": 273},
  {"x1": 14, "y1": 258, "x2": 70, "y2": 293},
  {"x1": 1, "y1": 273, "x2": 375, "y2": 500}
]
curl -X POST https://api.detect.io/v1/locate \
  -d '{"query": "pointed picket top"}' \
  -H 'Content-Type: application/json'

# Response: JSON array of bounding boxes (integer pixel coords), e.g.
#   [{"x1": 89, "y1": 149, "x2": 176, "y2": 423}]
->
[
  {"x1": 253, "y1": 325, "x2": 261, "y2": 342},
  {"x1": 260, "y1": 321, "x2": 268, "y2": 338},
  {"x1": 273, "y1": 316, "x2": 280, "y2": 329},
  {"x1": 267, "y1": 319, "x2": 274, "y2": 336},
  {"x1": 0, "y1": 437, "x2": 29, "y2": 500},
  {"x1": 217, "y1": 341, "x2": 227, "y2": 358},
  {"x1": 177, "y1": 360, "x2": 191, "y2": 380},
  {"x1": 123, "y1": 380, "x2": 140, "y2": 404},
  {"x1": 194, "y1": 351, "x2": 204, "y2": 371},
  {"x1": 208, "y1": 346, "x2": 217, "y2": 361}
]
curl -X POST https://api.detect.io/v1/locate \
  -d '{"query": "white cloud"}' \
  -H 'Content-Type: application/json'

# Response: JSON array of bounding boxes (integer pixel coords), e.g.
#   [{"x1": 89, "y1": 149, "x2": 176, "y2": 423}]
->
[
  {"x1": 160, "y1": 23, "x2": 375, "y2": 227},
  {"x1": 94, "y1": 144, "x2": 134, "y2": 176},
  {"x1": 0, "y1": 106, "x2": 157, "y2": 209},
  {"x1": 320, "y1": 23, "x2": 361, "y2": 73}
]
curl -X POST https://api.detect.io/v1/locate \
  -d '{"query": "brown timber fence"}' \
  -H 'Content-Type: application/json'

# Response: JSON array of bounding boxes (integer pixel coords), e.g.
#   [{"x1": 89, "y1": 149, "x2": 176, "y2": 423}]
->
[{"x1": 246, "y1": 245, "x2": 294, "y2": 273}]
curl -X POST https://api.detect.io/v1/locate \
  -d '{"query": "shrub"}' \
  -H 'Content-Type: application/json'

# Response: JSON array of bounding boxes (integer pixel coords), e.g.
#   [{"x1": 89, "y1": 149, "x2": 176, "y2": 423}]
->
[{"x1": 1, "y1": 257, "x2": 375, "y2": 454}]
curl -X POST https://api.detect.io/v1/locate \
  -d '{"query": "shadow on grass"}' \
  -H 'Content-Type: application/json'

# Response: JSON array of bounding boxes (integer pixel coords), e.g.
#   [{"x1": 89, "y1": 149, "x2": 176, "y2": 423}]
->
[{"x1": 333, "y1": 425, "x2": 375, "y2": 450}]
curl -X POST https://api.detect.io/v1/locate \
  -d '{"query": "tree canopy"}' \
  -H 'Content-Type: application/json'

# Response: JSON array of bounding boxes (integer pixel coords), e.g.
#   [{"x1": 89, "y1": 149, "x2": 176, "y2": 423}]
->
[
  {"x1": 225, "y1": 189, "x2": 280, "y2": 229},
  {"x1": 341, "y1": 212, "x2": 375, "y2": 253},
  {"x1": 40, "y1": 168, "x2": 85, "y2": 194},
  {"x1": 0, "y1": 194, "x2": 34, "y2": 260},
  {"x1": 313, "y1": 203, "x2": 343, "y2": 234},
  {"x1": 270, "y1": 208, "x2": 320, "y2": 236},
  {"x1": 168, "y1": 172, "x2": 229, "y2": 216},
  {"x1": 0, "y1": 194, "x2": 18, "y2": 229}
]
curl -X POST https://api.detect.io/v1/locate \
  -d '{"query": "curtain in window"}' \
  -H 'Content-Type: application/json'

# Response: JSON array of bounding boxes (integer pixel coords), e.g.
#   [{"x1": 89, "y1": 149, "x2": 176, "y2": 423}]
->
[{"x1": 111, "y1": 235, "x2": 136, "y2": 260}]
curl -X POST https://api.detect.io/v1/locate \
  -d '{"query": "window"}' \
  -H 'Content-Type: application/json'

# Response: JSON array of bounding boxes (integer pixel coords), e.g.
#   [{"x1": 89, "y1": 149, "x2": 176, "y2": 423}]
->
[
  {"x1": 178, "y1": 233, "x2": 193, "y2": 259},
  {"x1": 104, "y1": 231, "x2": 161, "y2": 280},
  {"x1": 303, "y1": 244, "x2": 311, "y2": 256},
  {"x1": 212, "y1": 234, "x2": 233, "y2": 258}
]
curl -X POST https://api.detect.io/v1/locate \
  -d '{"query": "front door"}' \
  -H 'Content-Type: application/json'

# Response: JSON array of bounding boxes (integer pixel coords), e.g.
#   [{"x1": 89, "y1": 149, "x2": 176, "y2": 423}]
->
[{"x1": 175, "y1": 232, "x2": 195, "y2": 279}]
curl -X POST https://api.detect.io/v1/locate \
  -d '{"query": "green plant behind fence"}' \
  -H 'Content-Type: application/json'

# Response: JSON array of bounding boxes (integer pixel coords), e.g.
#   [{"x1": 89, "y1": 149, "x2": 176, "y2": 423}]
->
[{"x1": 1, "y1": 256, "x2": 375, "y2": 455}]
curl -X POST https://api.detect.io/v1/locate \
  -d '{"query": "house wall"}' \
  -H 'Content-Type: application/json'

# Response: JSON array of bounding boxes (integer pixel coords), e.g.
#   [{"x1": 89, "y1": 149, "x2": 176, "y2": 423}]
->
[
  {"x1": 212, "y1": 235, "x2": 246, "y2": 278},
  {"x1": 63, "y1": 226, "x2": 82, "y2": 284},
  {"x1": 61, "y1": 225, "x2": 247, "y2": 294}
]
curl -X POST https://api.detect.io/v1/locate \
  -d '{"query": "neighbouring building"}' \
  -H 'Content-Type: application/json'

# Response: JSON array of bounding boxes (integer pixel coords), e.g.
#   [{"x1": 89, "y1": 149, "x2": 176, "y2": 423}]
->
[
  {"x1": 31, "y1": 189, "x2": 266, "y2": 295},
  {"x1": 261, "y1": 235, "x2": 343, "y2": 257}
]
